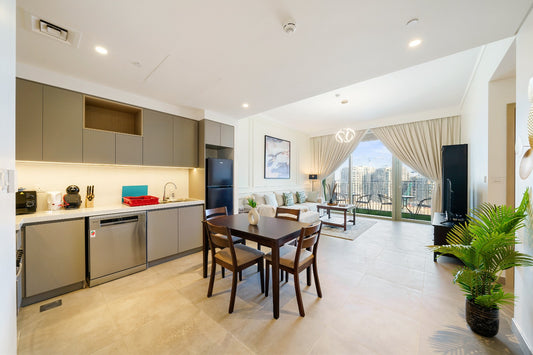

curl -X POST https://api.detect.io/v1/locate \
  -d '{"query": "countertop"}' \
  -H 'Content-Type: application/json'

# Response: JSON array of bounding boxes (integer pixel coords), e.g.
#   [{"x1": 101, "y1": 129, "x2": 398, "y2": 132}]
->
[{"x1": 16, "y1": 199, "x2": 204, "y2": 230}]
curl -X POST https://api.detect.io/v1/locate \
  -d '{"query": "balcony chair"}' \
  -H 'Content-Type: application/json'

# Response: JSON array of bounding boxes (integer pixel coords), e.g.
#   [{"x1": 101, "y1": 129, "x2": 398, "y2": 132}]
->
[
  {"x1": 264, "y1": 222, "x2": 323, "y2": 317},
  {"x1": 354, "y1": 194, "x2": 372, "y2": 210},
  {"x1": 377, "y1": 194, "x2": 392, "y2": 211},
  {"x1": 415, "y1": 197, "x2": 432, "y2": 215},
  {"x1": 204, "y1": 221, "x2": 265, "y2": 314}
]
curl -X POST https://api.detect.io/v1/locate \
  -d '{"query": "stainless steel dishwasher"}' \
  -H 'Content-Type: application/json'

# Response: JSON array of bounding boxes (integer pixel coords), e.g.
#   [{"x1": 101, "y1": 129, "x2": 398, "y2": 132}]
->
[{"x1": 88, "y1": 212, "x2": 146, "y2": 287}]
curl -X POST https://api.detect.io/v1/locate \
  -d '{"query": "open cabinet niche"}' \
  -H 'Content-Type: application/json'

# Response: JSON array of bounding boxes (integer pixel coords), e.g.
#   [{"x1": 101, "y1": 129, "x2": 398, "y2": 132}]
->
[{"x1": 84, "y1": 96, "x2": 143, "y2": 136}]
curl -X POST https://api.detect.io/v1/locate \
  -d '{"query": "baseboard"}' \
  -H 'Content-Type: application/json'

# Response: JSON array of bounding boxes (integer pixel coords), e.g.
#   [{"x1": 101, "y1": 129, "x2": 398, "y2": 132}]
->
[{"x1": 512, "y1": 318, "x2": 533, "y2": 355}]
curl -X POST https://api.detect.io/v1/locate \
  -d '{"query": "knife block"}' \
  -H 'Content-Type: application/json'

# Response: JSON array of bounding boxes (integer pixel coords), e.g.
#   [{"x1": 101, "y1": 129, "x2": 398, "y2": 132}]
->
[{"x1": 85, "y1": 197, "x2": 94, "y2": 208}]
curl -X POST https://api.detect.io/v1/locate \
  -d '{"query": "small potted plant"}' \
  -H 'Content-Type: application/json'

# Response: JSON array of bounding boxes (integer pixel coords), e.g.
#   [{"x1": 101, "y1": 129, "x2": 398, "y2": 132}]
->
[
  {"x1": 430, "y1": 190, "x2": 533, "y2": 337},
  {"x1": 247, "y1": 198, "x2": 260, "y2": 225}
]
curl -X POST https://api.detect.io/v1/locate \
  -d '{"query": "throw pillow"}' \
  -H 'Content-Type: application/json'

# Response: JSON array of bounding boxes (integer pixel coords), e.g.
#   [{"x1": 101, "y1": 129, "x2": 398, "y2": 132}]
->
[
  {"x1": 307, "y1": 191, "x2": 319, "y2": 202},
  {"x1": 296, "y1": 191, "x2": 306, "y2": 203},
  {"x1": 264, "y1": 192, "x2": 278, "y2": 207},
  {"x1": 283, "y1": 192, "x2": 295, "y2": 206},
  {"x1": 275, "y1": 192, "x2": 285, "y2": 206},
  {"x1": 253, "y1": 193, "x2": 266, "y2": 205}
]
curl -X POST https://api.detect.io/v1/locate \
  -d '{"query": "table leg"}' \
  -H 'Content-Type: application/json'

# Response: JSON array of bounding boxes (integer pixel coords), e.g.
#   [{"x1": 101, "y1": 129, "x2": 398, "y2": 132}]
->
[
  {"x1": 272, "y1": 244, "x2": 280, "y2": 319},
  {"x1": 352, "y1": 208, "x2": 356, "y2": 225},
  {"x1": 343, "y1": 210, "x2": 347, "y2": 231}
]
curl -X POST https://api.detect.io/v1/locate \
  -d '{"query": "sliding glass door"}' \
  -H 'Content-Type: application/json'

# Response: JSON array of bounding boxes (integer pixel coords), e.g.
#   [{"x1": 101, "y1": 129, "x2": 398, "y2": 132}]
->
[{"x1": 328, "y1": 132, "x2": 434, "y2": 221}]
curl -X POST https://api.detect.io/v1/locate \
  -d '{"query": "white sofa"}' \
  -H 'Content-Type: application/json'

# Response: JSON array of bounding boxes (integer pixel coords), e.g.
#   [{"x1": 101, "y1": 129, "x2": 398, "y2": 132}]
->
[{"x1": 239, "y1": 191, "x2": 322, "y2": 224}]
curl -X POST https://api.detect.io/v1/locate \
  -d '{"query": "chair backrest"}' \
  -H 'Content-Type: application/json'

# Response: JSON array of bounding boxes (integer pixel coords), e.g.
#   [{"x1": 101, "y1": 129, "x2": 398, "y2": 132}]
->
[
  {"x1": 275, "y1": 207, "x2": 300, "y2": 221},
  {"x1": 205, "y1": 221, "x2": 238, "y2": 265},
  {"x1": 378, "y1": 194, "x2": 391, "y2": 203},
  {"x1": 205, "y1": 206, "x2": 228, "y2": 220},
  {"x1": 293, "y1": 222, "x2": 322, "y2": 269},
  {"x1": 357, "y1": 194, "x2": 371, "y2": 203}
]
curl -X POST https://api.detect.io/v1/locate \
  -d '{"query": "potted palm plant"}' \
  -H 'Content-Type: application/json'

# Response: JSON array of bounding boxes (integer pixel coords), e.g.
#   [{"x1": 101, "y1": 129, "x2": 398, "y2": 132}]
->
[{"x1": 430, "y1": 190, "x2": 533, "y2": 337}]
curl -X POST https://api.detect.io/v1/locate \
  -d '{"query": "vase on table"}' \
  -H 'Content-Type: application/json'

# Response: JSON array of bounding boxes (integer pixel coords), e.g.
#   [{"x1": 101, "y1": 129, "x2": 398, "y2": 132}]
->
[{"x1": 248, "y1": 207, "x2": 260, "y2": 225}]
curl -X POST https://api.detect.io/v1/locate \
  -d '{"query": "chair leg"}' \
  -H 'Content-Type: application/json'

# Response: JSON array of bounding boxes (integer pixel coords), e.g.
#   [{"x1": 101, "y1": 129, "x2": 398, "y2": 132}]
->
[
  {"x1": 207, "y1": 261, "x2": 216, "y2": 297},
  {"x1": 222, "y1": 267, "x2": 225, "y2": 278},
  {"x1": 293, "y1": 272, "x2": 305, "y2": 317},
  {"x1": 265, "y1": 261, "x2": 270, "y2": 297},
  {"x1": 229, "y1": 270, "x2": 238, "y2": 314},
  {"x1": 257, "y1": 243, "x2": 261, "y2": 271},
  {"x1": 239, "y1": 271, "x2": 242, "y2": 281},
  {"x1": 307, "y1": 266, "x2": 311, "y2": 286},
  {"x1": 280, "y1": 269, "x2": 284, "y2": 282},
  {"x1": 259, "y1": 260, "x2": 264, "y2": 294},
  {"x1": 313, "y1": 261, "x2": 322, "y2": 298}
]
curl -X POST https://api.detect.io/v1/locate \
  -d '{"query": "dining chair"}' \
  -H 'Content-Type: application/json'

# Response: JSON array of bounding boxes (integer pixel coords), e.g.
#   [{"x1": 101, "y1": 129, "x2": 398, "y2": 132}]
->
[
  {"x1": 204, "y1": 206, "x2": 245, "y2": 280},
  {"x1": 275, "y1": 207, "x2": 301, "y2": 221},
  {"x1": 264, "y1": 222, "x2": 323, "y2": 317},
  {"x1": 205, "y1": 221, "x2": 265, "y2": 313},
  {"x1": 275, "y1": 207, "x2": 301, "y2": 280},
  {"x1": 415, "y1": 197, "x2": 431, "y2": 215}
]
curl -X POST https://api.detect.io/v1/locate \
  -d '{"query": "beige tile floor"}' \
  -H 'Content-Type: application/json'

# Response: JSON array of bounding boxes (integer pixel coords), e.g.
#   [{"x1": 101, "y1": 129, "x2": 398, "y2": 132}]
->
[{"x1": 18, "y1": 217, "x2": 523, "y2": 354}]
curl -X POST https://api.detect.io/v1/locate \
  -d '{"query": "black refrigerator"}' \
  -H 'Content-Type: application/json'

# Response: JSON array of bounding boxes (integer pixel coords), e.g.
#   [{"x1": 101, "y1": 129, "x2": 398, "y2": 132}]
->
[{"x1": 206, "y1": 158, "x2": 234, "y2": 214}]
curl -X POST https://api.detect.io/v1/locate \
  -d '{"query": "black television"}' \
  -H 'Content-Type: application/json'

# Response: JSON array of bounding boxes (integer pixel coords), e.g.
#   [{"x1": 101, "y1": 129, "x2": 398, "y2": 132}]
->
[{"x1": 441, "y1": 144, "x2": 467, "y2": 222}]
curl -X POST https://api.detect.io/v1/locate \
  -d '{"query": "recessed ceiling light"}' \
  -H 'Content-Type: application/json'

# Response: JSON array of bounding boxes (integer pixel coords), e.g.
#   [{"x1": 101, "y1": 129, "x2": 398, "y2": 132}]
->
[
  {"x1": 242, "y1": 103, "x2": 249, "y2": 108},
  {"x1": 408, "y1": 39, "x2": 422, "y2": 48},
  {"x1": 95, "y1": 46, "x2": 108, "y2": 55}
]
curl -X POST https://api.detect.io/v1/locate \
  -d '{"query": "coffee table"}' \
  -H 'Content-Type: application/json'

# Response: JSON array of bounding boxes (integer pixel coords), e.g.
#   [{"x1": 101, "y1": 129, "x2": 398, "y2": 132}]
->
[{"x1": 316, "y1": 203, "x2": 356, "y2": 231}]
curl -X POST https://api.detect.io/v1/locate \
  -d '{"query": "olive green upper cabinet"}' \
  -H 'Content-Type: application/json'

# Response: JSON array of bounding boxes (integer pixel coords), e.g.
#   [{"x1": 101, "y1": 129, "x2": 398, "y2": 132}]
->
[
  {"x1": 43, "y1": 86, "x2": 83, "y2": 162},
  {"x1": 142, "y1": 109, "x2": 173, "y2": 166},
  {"x1": 204, "y1": 119, "x2": 234, "y2": 148},
  {"x1": 16, "y1": 79, "x2": 43, "y2": 161},
  {"x1": 173, "y1": 117, "x2": 198, "y2": 167}
]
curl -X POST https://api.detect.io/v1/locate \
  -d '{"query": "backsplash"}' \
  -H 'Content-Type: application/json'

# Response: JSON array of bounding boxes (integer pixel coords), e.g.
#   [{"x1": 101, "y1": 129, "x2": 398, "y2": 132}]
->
[{"x1": 16, "y1": 161, "x2": 191, "y2": 210}]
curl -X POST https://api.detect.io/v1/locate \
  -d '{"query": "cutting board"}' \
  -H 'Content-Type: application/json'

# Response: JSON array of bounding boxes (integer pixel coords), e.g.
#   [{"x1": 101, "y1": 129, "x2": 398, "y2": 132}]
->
[{"x1": 122, "y1": 185, "x2": 148, "y2": 202}]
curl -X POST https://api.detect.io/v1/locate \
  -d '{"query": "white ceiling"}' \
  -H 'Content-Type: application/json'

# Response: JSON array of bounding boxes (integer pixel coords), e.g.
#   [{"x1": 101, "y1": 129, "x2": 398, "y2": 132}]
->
[{"x1": 15, "y1": 0, "x2": 533, "y2": 133}]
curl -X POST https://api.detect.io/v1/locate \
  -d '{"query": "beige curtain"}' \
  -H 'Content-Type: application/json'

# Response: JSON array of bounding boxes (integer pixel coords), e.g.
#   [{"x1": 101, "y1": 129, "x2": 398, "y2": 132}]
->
[
  {"x1": 311, "y1": 129, "x2": 367, "y2": 182},
  {"x1": 372, "y1": 116, "x2": 461, "y2": 216}
]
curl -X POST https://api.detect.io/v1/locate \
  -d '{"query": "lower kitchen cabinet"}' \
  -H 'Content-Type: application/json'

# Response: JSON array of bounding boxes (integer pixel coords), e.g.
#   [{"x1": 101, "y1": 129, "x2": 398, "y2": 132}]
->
[
  {"x1": 147, "y1": 208, "x2": 179, "y2": 262},
  {"x1": 23, "y1": 218, "x2": 85, "y2": 304},
  {"x1": 179, "y1": 204, "x2": 203, "y2": 251},
  {"x1": 147, "y1": 205, "x2": 203, "y2": 263}
]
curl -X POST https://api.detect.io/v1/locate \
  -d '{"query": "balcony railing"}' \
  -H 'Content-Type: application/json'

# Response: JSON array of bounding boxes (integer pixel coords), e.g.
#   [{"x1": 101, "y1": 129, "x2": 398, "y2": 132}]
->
[{"x1": 333, "y1": 179, "x2": 433, "y2": 220}]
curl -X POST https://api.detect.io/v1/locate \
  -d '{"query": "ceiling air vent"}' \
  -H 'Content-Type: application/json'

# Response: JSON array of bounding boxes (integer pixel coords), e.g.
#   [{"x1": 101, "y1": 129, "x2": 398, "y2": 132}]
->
[{"x1": 39, "y1": 20, "x2": 68, "y2": 41}]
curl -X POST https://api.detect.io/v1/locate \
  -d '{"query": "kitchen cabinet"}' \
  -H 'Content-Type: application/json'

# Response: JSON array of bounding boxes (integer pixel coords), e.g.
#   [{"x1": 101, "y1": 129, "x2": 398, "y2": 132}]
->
[
  {"x1": 116, "y1": 133, "x2": 143, "y2": 165},
  {"x1": 16, "y1": 79, "x2": 43, "y2": 161},
  {"x1": 24, "y1": 218, "x2": 85, "y2": 300},
  {"x1": 83, "y1": 129, "x2": 115, "y2": 164},
  {"x1": 173, "y1": 116, "x2": 198, "y2": 167},
  {"x1": 147, "y1": 205, "x2": 203, "y2": 263},
  {"x1": 204, "y1": 119, "x2": 234, "y2": 148},
  {"x1": 143, "y1": 109, "x2": 173, "y2": 166},
  {"x1": 178, "y1": 204, "x2": 203, "y2": 251},
  {"x1": 43, "y1": 86, "x2": 83, "y2": 162},
  {"x1": 147, "y1": 208, "x2": 179, "y2": 262}
]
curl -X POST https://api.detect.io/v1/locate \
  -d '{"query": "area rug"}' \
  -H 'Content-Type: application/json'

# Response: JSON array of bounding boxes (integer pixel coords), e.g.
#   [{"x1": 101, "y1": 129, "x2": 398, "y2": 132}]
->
[{"x1": 320, "y1": 218, "x2": 377, "y2": 241}]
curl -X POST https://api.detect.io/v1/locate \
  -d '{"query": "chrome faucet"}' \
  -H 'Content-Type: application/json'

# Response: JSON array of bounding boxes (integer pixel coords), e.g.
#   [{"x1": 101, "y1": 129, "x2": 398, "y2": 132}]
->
[{"x1": 163, "y1": 182, "x2": 177, "y2": 201}]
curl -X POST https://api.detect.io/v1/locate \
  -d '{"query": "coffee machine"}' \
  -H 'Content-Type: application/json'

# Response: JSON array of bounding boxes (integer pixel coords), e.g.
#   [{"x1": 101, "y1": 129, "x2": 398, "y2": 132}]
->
[{"x1": 63, "y1": 185, "x2": 82, "y2": 209}]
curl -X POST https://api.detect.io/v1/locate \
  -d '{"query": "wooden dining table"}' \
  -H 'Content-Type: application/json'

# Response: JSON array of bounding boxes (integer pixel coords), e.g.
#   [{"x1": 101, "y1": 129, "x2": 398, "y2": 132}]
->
[{"x1": 202, "y1": 213, "x2": 304, "y2": 319}]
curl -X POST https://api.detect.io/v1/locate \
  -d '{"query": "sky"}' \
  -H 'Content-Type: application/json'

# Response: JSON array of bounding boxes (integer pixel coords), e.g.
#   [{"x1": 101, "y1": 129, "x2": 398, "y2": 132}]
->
[{"x1": 352, "y1": 140, "x2": 392, "y2": 169}]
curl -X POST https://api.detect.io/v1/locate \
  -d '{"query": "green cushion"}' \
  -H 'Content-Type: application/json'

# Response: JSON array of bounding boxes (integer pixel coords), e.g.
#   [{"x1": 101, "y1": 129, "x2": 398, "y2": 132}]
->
[
  {"x1": 283, "y1": 192, "x2": 295, "y2": 206},
  {"x1": 296, "y1": 191, "x2": 306, "y2": 203}
]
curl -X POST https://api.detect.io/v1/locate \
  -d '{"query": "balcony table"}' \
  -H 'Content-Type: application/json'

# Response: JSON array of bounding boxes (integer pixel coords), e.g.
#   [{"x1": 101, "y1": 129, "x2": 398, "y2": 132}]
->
[{"x1": 203, "y1": 214, "x2": 303, "y2": 319}]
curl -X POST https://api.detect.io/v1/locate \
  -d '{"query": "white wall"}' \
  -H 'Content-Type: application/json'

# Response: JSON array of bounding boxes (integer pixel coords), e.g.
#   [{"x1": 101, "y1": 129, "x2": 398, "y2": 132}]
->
[
  {"x1": 16, "y1": 162, "x2": 190, "y2": 208},
  {"x1": 0, "y1": 0, "x2": 17, "y2": 353},
  {"x1": 235, "y1": 115, "x2": 311, "y2": 201},
  {"x1": 514, "y1": 8, "x2": 533, "y2": 353},
  {"x1": 488, "y1": 77, "x2": 515, "y2": 205},
  {"x1": 461, "y1": 37, "x2": 514, "y2": 208}
]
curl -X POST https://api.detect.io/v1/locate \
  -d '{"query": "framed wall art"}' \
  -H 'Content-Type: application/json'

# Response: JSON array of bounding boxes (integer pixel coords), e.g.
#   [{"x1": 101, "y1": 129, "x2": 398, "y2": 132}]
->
[{"x1": 264, "y1": 135, "x2": 290, "y2": 179}]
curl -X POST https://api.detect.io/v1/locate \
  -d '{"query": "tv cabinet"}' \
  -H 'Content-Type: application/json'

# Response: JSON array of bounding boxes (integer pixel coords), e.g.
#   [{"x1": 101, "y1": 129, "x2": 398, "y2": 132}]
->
[{"x1": 432, "y1": 212, "x2": 455, "y2": 261}]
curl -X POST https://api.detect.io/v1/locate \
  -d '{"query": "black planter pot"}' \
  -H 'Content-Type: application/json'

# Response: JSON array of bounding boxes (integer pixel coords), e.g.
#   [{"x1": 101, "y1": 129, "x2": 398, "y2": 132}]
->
[{"x1": 465, "y1": 298, "x2": 499, "y2": 337}]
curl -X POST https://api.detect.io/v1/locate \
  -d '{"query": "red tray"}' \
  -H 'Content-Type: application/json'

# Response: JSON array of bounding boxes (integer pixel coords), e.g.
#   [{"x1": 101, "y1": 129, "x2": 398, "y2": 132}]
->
[{"x1": 123, "y1": 195, "x2": 159, "y2": 206}]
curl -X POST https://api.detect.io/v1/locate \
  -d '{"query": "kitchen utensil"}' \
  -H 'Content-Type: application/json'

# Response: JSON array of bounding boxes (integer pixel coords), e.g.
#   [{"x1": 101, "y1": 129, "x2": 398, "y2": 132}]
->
[{"x1": 85, "y1": 185, "x2": 95, "y2": 208}]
